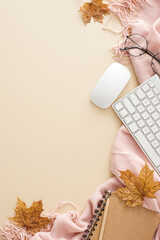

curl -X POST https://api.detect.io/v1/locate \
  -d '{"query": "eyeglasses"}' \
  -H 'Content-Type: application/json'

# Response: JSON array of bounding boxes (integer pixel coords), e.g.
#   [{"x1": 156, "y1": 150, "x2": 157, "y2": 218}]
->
[{"x1": 120, "y1": 33, "x2": 160, "y2": 75}]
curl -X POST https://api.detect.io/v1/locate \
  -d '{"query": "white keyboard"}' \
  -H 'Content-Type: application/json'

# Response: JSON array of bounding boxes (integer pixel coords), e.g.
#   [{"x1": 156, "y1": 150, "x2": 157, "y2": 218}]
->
[{"x1": 112, "y1": 74, "x2": 160, "y2": 176}]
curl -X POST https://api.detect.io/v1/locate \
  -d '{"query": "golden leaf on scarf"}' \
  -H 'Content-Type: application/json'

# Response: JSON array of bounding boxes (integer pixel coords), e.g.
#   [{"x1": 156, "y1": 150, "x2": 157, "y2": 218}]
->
[
  {"x1": 114, "y1": 162, "x2": 160, "y2": 207},
  {"x1": 79, "y1": 0, "x2": 109, "y2": 24},
  {"x1": 9, "y1": 198, "x2": 52, "y2": 234}
]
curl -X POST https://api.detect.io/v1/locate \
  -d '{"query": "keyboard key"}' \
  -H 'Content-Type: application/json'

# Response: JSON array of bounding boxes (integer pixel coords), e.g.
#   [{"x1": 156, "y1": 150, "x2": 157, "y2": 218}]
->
[
  {"x1": 147, "y1": 133, "x2": 154, "y2": 141},
  {"x1": 137, "y1": 119, "x2": 145, "y2": 128},
  {"x1": 156, "y1": 147, "x2": 160, "y2": 155},
  {"x1": 114, "y1": 102, "x2": 123, "y2": 111},
  {"x1": 135, "y1": 131, "x2": 160, "y2": 166},
  {"x1": 148, "y1": 81, "x2": 154, "y2": 87},
  {"x1": 152, "y1": 112, "x2": 159, "y2": 120},
  {"x1": 147, "y1": 90, "x2": 154, "y2": 99},
  {"x1": 151, "y1": 140, "x2": 159, "y2": 148},
  {"x1": 119, "y1": 109, "x2": 128, "y2": 117},
  {"x1": 124, "y1": 116, "x2": 132, "y2": 124},
  {"x1": 146, "y1": 118, "x2": 154, "y2": 126},
  {"x1": 137, "y1": 105, "x2": 145, "y2": 113},
  {"x1": 151, "y1": 125, "x2": 159, "y2": 133},
  {"x1": 142, "y1": 111, "x2": 149, "y2": 120},
  {"x1": 151, "y1": 97, "x2": 159, "y2": 105},
  {"x1": 147, "y1": 105, "x2": 154, "y2": 113},
  {"x1": 142, "y1": 83, "x2": 149, "y2": 92},
  {"x1": 156, "y1": 132, "x2": 160, "y2": 140},
  {"x1": 135, "y1": 89, "x2": 145, "y2": 100},
  {"x1": 128, "y1": 123, "x2": 138, "y2": 133},
  {"x1": 129, "y1": 93, "x2": 140, "y2": 106},
  {"x1": 156, "y1": 105, "x2": 160, "y2": 112},
  {"x1": 133, "y1": 113, "x2": 140, "y2": 121},
  {"x1": 122, "y1": 98, "x2": 135, "y2": 114},
  {"x1": 153, "y1": 87, "x2": 159, "y2": 94},
  {"x1": 157, "y1": 120, "x2": 160, "y2": 127},
  {"x1": 142, "y1": 126, "x2": 150, "y2": 134},
  {"x1": 142, "y1": 98, "x2": 150, "y2": 107}
]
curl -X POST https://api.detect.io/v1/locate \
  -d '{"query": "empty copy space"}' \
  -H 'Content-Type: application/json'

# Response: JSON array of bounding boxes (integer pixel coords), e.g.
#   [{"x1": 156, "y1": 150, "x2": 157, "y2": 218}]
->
[{"x1": 0, "y1": 0, "x2": 137, "y2": 224}]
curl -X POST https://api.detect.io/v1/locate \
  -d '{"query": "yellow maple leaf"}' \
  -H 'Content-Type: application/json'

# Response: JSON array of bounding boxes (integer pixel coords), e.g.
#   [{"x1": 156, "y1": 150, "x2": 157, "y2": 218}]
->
[
  {"x1": 114, "y1": 163, "x2": 160, "y2": 207},
  {"x1": 79, "y1": 0, "x2": 109, "y2": 24},
  {"x1": 9, "y1": 198, "x2": 52, "y2": 234}
]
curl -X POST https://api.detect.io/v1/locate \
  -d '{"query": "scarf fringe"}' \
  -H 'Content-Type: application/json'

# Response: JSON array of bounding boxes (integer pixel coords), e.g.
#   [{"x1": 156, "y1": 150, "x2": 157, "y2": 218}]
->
[
  {"x1": 0, "y1": 223, "x2": 32, "y2": 240},
  {"x1": 107, "y1": 0, "x2": 147, "y2": 62}
]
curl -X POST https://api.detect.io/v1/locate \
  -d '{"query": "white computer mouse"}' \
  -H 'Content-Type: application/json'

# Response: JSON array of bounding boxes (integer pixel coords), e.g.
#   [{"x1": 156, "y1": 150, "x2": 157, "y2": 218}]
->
[{"x1": 90, "y1": 62, "x2": 131, "y2": 109}]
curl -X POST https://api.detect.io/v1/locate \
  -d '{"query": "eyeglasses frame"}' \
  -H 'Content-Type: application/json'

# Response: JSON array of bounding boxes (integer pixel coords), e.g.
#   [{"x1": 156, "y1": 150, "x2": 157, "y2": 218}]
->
[{"x1": 120, "y1": 33, "x2": 160, "y2": 74}]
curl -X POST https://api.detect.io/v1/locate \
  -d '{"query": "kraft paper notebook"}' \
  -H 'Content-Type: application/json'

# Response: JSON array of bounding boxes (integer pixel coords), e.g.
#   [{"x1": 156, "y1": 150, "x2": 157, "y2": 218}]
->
[{"x1": 81, "y1": 191, "x2": 160, "y2": 240}]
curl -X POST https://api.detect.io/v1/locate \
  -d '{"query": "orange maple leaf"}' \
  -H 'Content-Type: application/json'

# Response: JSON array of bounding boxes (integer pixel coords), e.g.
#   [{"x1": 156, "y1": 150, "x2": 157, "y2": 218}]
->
[
  {"x1": 114, "y1": 163, "x2": 160, "y2": 207},
  {"x1": 79, "y1": 0, "x2": 109, "y2": 24},
  {"x1": 9, "y1": 198, "x2": 52, "y2": 234}
]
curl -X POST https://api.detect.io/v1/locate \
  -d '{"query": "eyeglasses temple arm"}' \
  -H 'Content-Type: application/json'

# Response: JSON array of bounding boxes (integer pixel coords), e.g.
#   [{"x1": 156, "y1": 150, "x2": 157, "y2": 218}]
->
[
  {"x1": 141, "y1": 49, "x2": 160, "y2": 63},
  {"x1": 146, "y1": 49, "x2": 160, "y2": 63},
  {"x1": 120, "y1": 46, "x2": 145, "y2": 51},
  {"x1": 121, "y1": 42, "x2": 160, "y2": 64}
]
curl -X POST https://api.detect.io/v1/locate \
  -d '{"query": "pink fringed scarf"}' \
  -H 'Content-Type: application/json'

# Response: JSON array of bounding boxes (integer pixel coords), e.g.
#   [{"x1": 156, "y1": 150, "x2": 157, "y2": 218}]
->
[{"x1": 1, "y1": 0, "x2": 160, "y2": 239}]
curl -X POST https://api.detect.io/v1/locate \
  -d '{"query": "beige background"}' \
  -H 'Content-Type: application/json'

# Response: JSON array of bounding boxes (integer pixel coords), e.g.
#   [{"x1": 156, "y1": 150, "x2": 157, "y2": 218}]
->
[{"x1": 0, "y1": 0, "x2": 138, "y2": 224}]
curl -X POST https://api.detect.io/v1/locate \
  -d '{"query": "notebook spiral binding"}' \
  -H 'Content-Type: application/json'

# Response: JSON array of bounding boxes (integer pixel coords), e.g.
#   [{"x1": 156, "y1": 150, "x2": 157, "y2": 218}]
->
[{"x1": 81, "y1": 190, "x2": 111, "y2": 240}]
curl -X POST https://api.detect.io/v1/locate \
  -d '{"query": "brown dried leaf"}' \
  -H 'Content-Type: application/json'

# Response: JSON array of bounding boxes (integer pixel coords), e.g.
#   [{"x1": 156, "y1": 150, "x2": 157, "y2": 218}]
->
[
  {"x1": 79, "y1": 0, "x2": 109, "y2": 24},
  {"x1": 114, "y1": 163, "x2": 160, "y2": 207},
  {"x1": 9, "y1": 198, "x2": 52, "y2": 234}
]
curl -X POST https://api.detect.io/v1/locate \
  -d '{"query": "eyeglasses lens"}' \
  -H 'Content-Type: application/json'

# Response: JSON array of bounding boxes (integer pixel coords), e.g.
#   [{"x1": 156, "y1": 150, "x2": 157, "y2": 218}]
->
[{"x1": 125, "y1": 34, "x2": 147, "y2": 57}]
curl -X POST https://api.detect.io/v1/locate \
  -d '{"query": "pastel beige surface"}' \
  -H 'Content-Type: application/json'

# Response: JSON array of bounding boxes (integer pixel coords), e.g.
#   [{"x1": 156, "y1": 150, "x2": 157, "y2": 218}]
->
[{"x1": 0, "y1": 0, "x2": 138, "y2": 224}]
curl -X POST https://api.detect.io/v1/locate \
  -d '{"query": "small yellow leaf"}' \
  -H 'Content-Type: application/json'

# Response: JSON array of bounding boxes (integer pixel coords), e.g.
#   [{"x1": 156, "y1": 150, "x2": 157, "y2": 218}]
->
[
  {"x1": 114, "y1": 163, "x2": 160, "y2": 207},
  {"x1": 9, "y1": 198, "x2": 52, "y2": 234},
  {"x1": 119, "y1": 170, "x2": 143, "y2": 194},
  {"x1": 124, "y1": 195, "x2": 143, "y2": 207},
  {"x1": 114, "y1": 187, "x2": 133, "y2": 200},
  {"x1": 79, "y1": 0, "x2": 109, "y2": 25}
]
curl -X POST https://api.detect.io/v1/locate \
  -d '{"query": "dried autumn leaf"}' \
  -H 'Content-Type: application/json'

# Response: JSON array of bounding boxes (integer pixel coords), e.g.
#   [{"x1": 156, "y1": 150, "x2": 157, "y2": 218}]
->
[
  {"x1": 79, "y1": 0, "x2": 109, "y2": 24},
  {"x1": 114, "y1": 163, "x2": 160, "y2": 207},
  {"x1": 9, "y1": 198, "x2": 52, "y2": 234}
]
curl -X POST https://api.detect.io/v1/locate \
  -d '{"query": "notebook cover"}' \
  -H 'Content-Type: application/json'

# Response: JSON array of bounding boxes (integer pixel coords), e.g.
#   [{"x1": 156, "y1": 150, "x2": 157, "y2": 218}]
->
[{"x1": 102, "y1": 194, "x2": 160, "y2": 240}]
